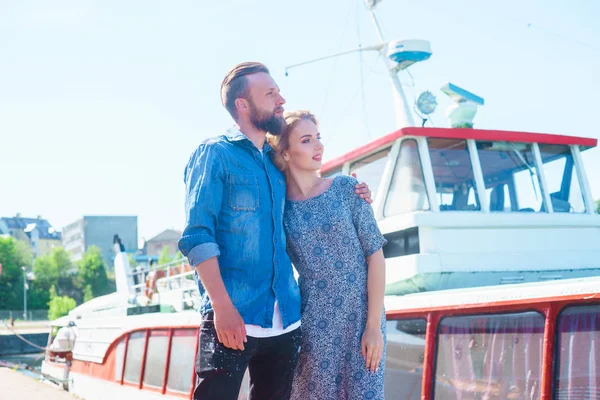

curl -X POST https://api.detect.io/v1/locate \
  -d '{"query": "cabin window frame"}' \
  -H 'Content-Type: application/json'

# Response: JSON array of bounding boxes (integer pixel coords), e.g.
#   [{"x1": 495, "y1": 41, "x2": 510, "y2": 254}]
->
[
  {"x1": 570, "y1": 145, "x2": 596, "y2": 214},
  {"x1": 382, "y1": 137, "x2": 435, "y2": 217},
  {"x1": 535, "y1": 143, "x2": 592, "y2": 214},
  {"x1": 113, "y1": 327, "x2": 197, "y2": 398},
  {"x1": 384, "y1": 317, "x2": 428, "y2": 399},
  {"x1": 552, "y1": 302, "x2": 600, "y2": 398},
  {"x1": 474, "y1": 140, "x2": 548, "y2": 213},
  {"x1": 432, "y1": 309, "x2": 547, "y2": 399},
  {"x1": 349, "y1": 146, "x2": 393, "y2": 204},
  {"x1": 122, "y1": 330, "x2": 147, "y2": 386},
  {"x1": 426, "y1": 137, "x2": 482, "y2": 212}
]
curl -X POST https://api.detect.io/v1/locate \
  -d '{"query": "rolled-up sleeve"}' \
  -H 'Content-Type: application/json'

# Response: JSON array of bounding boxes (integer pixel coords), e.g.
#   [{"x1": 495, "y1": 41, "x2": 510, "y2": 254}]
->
[{"x1": 178, "y1": 141, "x2": 225, "y2": 267}]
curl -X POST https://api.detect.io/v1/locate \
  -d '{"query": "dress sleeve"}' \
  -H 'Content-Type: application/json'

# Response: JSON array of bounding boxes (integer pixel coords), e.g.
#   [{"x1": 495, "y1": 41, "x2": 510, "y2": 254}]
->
[{"x1": 344, "y1": 176, "x2": 387, "y2": 258}]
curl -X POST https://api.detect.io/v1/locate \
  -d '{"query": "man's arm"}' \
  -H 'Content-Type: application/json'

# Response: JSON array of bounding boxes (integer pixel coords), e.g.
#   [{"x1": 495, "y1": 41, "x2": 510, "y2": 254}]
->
[
  {"x1": 178, "y1": 142, "x2": 247, "y2": 350},
  {"x1": 194, "y1": 257, "x2": 246, "y2": 350}
]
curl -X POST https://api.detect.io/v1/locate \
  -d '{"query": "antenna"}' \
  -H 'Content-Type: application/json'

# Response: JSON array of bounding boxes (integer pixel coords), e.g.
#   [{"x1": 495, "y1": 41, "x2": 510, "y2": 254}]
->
[{"x1": 285, "y1": 0, "x2": 432, "y2": 129}]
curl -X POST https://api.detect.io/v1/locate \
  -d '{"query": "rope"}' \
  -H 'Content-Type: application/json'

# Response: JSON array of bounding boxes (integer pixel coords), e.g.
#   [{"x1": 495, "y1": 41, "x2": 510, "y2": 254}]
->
[{"x1": 3, "y1": 323, "x2": 49, "y2": 351}]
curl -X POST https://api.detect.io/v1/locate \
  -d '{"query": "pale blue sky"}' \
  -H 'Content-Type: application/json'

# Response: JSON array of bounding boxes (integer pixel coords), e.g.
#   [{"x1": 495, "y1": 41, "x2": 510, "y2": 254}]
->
[{"x1": 1, "y1": 0, "x2": 599, "y2": 244}]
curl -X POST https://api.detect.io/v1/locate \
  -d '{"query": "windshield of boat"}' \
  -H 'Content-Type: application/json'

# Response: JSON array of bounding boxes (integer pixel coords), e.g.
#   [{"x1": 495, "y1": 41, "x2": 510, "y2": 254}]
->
[
  {"x1": 476, "y1": 141, "x2": 586, "y2": 213},
  {"x1": 476, "y1": 141, "x2": 544, "y2": 212},
  {"x1": 427, "y1": 138, "x2": 480, "y2": 211},
  {"x1": 349, "y1": 148, "x2": 391, "y2": 200},
  {"x1": 537, "y1": 143, "x2": 585, "y2": 213}
]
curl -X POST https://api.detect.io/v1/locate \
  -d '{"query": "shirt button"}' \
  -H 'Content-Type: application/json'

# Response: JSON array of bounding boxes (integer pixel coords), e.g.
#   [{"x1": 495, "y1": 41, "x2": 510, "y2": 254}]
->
[{"x1": 274, "y1": 239, "x2": 278, "y2": 243}]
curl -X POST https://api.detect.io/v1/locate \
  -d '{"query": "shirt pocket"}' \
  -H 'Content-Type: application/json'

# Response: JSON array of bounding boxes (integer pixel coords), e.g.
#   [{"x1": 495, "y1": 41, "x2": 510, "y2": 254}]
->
[{"x1": 229, "y1": 174, "x2": 259, "y2": 211}]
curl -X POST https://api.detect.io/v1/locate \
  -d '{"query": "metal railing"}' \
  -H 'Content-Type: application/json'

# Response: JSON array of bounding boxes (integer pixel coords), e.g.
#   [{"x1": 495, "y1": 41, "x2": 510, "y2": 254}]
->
[{"x1": 0, "y1": 310, "x2": 49, "y2": 321}]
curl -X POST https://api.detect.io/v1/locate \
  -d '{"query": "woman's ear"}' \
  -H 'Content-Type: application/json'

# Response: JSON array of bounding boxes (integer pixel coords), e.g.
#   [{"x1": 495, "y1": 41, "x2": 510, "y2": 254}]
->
[{"x1": 283, "y1": 153, "x2": 290, "y2": 161}]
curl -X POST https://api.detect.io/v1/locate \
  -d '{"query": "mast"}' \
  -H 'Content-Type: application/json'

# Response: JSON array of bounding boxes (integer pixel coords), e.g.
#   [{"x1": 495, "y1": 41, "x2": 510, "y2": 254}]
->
[
  {"x1": 366, "y1": 2, "x2": 415, "y2": 128},
  {"x1": 285, "y1": 0, "x2": 432, "y2": 129}
]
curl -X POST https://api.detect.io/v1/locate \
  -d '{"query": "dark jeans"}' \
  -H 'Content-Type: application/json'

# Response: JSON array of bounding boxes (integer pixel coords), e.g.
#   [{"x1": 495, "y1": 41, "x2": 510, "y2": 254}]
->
[{"x1": 194, "y1": 315, "x2": 302, "y2": 400}]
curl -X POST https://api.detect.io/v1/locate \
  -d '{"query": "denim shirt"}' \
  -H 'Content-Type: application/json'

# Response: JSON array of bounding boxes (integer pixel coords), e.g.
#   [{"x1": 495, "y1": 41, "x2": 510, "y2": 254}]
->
[{"x1": 178, "y1": 128, "x2": 301, "y2": 329}]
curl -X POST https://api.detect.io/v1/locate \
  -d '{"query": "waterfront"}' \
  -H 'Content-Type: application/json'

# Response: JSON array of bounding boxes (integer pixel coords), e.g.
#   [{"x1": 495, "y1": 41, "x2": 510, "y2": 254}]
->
[
  {"x1": 0, "y1": 368, "x2": 77, "y2": 399},
  {"x1": 2, "y1": 352, "x2": 45, "y2": 370}
]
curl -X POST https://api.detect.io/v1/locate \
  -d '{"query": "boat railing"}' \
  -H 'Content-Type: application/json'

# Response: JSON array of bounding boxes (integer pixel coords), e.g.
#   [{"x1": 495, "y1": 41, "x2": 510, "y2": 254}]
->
[
  {"x1": 156, "y1": 270, "x2": 196, "y2": 292},
  {"x1": 130, "y1": 270, "x2": 195, "y2": 294},
  {"x1": 128, "y1": 257, "x2": 194, "y2": 296},
  {"x1": 127, "y1": 257, "x2": 189, "y2": 278}
]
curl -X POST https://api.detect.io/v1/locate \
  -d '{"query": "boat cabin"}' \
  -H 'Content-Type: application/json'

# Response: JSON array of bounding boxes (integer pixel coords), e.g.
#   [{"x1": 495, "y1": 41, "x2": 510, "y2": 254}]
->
[{"x1": 321, "y1": 127, "x2": 600, "y2": 294}]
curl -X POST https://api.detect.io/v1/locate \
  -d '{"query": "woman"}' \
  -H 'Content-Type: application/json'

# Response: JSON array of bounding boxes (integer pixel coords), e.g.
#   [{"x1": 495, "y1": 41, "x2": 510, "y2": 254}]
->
[{"x1": 268, "y1": 110, "x2": 387, "y2": 400}]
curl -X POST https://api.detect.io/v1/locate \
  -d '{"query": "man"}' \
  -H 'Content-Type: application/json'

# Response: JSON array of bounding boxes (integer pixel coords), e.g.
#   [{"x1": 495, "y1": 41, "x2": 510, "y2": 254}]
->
[{"x1": 178, "y1": 62, "x2": 372, "y2": 400}]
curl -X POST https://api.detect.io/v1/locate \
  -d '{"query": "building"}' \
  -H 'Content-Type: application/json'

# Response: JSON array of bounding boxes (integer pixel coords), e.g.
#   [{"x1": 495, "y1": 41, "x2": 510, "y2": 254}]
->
[
  {"x1": 143, "y1": 229, "x2": 182, "y2": 258},
  {"x1": 0, "y1": 214, "x2": 62, "y2": 257},
  {"x1": 62, "y1": 216, "x2": 138, "y2": 268}
]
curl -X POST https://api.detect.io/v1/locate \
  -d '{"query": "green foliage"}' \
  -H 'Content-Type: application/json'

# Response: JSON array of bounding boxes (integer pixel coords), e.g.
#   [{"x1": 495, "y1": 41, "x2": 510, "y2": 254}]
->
[
  {"x1": 77, "y1": 246, "x2": 111, "y2": 298},
  {"x1": 33, "y1": 247, "x2": 74, "y2": 287},
  {"x1": 0, "y1": 237, "x2": 31, "y2": 309},
  {"x1": 596, "y1": 199, "x2": 599, "y2": 213},
  {"x1": 83, "y1": 284, "x2": 94, "y2": 303},
  {"x1": 0, "y1": 241, "x2": 118, "y2": 313},
  {"x1": 47, "y1": 285, "x2": 76, "y2": 320},
  {"x1": 32, "y1": 246, "x2": 79, "y2": 304}
]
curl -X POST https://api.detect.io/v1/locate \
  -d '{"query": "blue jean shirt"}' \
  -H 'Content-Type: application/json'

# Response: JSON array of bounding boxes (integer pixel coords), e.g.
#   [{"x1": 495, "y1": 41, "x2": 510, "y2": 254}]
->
[{"x1": 178, "y1": 128, "x2": 301, "y2": 329}]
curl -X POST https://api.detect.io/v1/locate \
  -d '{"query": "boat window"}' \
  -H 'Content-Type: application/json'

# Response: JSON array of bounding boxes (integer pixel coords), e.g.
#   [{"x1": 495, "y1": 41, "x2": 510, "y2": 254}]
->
[
  {"x1": 554, "y1": 304, "x2": 600, "y2": 398},
  {"x1": 123, "y1": 330, "x2": 146, "y2": 384},
  {"x1": 143, "y1": 330, "x2": 169, "y2": 389},
  {"x1": 538, "y1": 144, "x2": 585, "y2": 213},
  {"x1": 427, "y1": 138, "x2": 480, "y2": 211},
  {"x1": 434, "y1": 311, "x2": 545, "y2": 399},
  {"x1": 350, "y1": 148, "x2": 391, "y2": 200},
  {"x1": 384, "y1": 140, "x2": 429, "y2": 216},
  {"x1": 114, "y1": 337, "x2": 125, "y2": 382},
  {"x1": 166, "y1": 329, "x2": 197, "y2": 393},
  {"x1": 382, "y1": 227, "x2": 420, "y2": 261},
  {"x1": 477, "y1": 141, "x2": 544, "y2": 212},
  {"x1": 385, "y1": 318, "x2": 426, "y2": 400}
]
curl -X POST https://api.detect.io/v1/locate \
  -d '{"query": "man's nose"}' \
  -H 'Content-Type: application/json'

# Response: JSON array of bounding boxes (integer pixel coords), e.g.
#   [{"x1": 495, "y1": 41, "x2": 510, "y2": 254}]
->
[{"x1": 277, "y1": 94, "x2": 286, "y2": 105}]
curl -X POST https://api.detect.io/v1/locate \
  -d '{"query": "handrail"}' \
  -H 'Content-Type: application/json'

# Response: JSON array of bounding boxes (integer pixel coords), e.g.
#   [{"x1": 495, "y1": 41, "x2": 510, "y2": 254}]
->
[{"x1": 127, "y1": 257, "x2": 188, "y2": 278}]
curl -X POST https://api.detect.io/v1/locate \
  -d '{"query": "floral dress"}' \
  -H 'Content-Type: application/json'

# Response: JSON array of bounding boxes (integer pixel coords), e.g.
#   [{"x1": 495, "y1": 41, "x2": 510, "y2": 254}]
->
[{"x1": 284, "y1": 176, "x2": 387, "y2": 400}]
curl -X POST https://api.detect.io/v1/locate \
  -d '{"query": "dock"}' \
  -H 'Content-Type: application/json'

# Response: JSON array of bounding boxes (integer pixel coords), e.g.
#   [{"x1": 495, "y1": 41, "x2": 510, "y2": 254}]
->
[{"x1": 0, "y1": 368, "x2": 77, "y2": 399}]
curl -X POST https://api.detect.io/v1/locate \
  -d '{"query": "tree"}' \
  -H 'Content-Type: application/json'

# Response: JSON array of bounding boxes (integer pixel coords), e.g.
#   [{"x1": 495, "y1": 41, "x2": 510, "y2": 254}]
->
[
  {"x1": 47, "y1": 285, "x2": 76, "y2": 320},
  {"x1": 31, "y1": 246, "x2": 78, "y2": 307},
  {"x1": 596, "y1": 199, "x2": 599, "y2": 214},
  {"x1": 33, "y1": 247, "x2": 74, "y2": 288},
  {"x1": 77, "y1": 246, "x2": 111, "y2": 298},
  {"x1": 0, "y1": 237, "x2": 31, "y2": 309},
  {"x1": 83, "y1": 284, "x2": 94, "y2": 303}
]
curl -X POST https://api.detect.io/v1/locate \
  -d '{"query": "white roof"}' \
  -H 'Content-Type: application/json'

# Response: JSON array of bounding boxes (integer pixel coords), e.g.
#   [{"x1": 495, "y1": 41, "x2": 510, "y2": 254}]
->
[{"x1": 385, "y1": 276, "x2": 600, "y2": 312}]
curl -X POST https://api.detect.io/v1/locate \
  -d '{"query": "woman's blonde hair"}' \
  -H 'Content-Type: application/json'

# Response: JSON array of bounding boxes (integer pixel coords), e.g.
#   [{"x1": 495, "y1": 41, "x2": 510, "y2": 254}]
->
[{"x1": 267, "y1": 110, "x2": 318, "y2": 173}]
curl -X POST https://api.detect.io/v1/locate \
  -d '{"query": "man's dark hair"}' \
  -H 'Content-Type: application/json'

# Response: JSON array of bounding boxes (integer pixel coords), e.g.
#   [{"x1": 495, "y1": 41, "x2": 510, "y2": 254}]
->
[{"x1": 220, "y1": 62, "x2": 270, "y2": 120}]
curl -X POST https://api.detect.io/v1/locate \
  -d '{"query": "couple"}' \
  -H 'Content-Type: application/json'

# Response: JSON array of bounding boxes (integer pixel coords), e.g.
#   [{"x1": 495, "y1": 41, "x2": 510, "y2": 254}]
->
[{"x1": 178, "y1": 62, "x2": 387, "y2": 400}]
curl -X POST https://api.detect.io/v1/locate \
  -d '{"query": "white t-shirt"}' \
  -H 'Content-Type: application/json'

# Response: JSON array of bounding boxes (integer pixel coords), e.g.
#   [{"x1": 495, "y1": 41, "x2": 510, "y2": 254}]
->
[{"x1": 245, "y1": 301, "x2": 301, "y2": 338}]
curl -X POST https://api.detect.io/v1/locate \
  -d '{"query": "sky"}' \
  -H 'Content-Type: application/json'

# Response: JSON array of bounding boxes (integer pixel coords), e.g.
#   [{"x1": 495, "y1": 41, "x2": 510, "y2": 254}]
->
[{"x1": 1, "y1": 0, "x2": 599, "y2": 246}]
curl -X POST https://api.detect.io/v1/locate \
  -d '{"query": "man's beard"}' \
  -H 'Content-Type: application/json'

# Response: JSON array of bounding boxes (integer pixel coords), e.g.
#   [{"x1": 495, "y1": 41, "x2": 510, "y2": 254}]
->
[{"x1": 249, "y1": 100, "x2": 286, "y2": 135}]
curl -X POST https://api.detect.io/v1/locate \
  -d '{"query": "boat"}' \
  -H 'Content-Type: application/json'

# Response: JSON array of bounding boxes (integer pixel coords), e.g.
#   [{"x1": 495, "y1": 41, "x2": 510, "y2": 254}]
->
[{"x1": 41, "y1": 1, "x2": 600, "y2": 399}]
